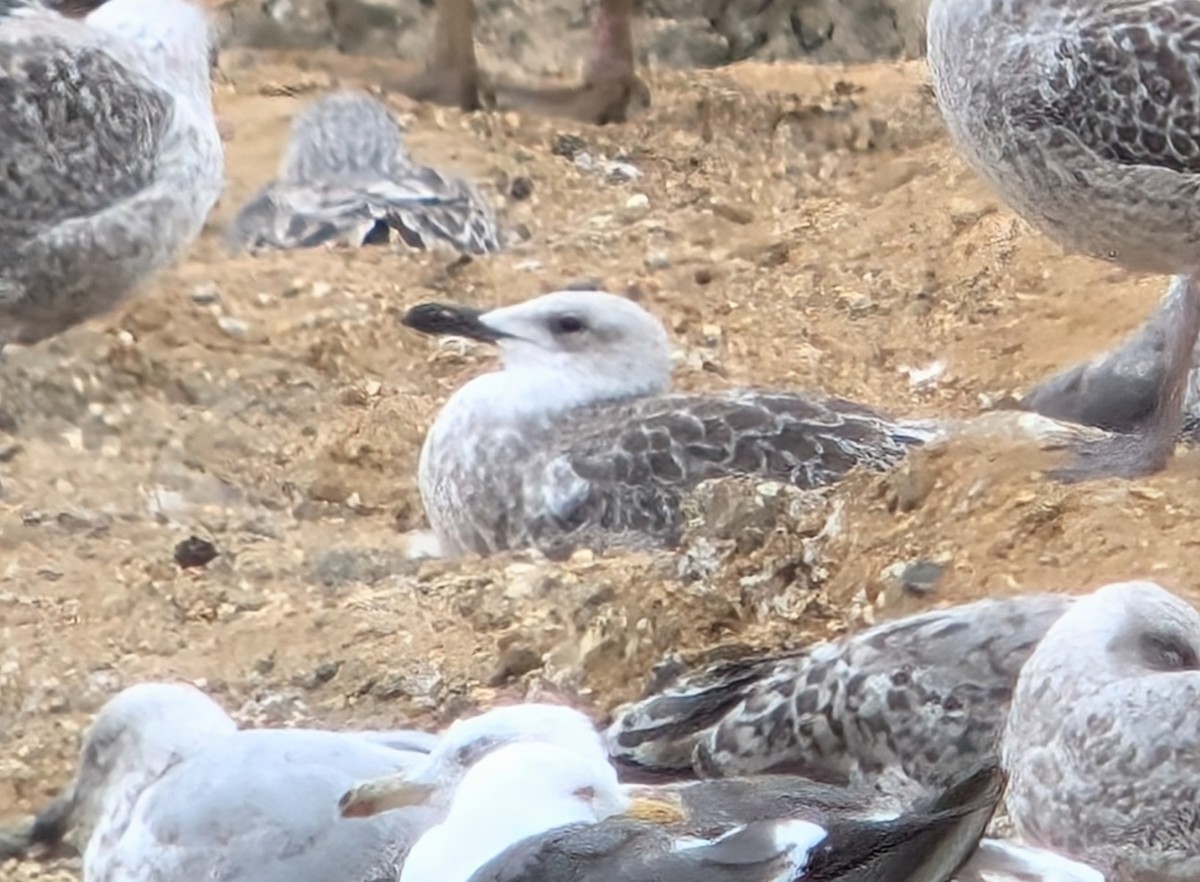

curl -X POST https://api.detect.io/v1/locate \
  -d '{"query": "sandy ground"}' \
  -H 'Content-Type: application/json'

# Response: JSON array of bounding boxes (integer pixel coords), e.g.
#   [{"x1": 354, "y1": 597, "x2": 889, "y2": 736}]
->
[{"x1": 4, "y1": 48, "x2": 1200, "y2": 879}]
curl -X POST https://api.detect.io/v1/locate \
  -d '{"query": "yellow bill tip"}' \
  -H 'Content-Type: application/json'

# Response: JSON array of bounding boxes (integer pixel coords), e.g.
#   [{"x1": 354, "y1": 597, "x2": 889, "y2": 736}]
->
[{"x1": 623, "y1": 795, "x2": 686, "y2": 826}]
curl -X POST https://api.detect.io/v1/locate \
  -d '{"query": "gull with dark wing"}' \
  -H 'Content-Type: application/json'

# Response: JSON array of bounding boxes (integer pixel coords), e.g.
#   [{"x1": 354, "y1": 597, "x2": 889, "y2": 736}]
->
[
  {"x1": 927, "y1": 0, "x2": 1200, "y2": 480},
  {"x1": 28, "y1": 682, "x2": 439, "y2": 882},
  {"x1": 396, "y1": 741, "x2": 1005, "y2": 882},
  {"x1": 1004, "y1": 581, "x2": 1200, "y2": 882},
  {"x1": 227, "y1": 90, "x2": 501, "y2": 256},
  {"x1": 339, "y1": 701, "x2": 1099, "y2": 882},
  {"x1": 606, "y1": 594, "x2": 1072, "y2": 792},
  {"x1": 404, "y1": 291, "x2": 937, "y2": 559},
  {"x1": 0, "y1": 0, "x2": 223, "y2": 347}
]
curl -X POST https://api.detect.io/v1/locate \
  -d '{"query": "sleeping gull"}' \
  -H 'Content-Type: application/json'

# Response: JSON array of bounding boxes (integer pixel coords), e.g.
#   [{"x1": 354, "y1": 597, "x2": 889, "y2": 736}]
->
[
  {"x1": 28, "y1": 681, "x2": 440, "y2": 882},
  {"x1": 0, "y1": 0, "x2": 223, "y2": 347},
  {"x1": 398, "y1": 741, "x2": 1004, "y2": 882},
  {"x1": 338, "y1": 701, "x2": 1098, "y2": 882},
  {"x1": 403, "y1": 290, "x2": 937, "y2": 558},
  {"x1": 226, "y1": 90, "x2": 501, "y2": 256},
  {"x1": 605, "y1": 593, "x2": 1072, "y2": 791},
  {"x1": 1003, "y1": 581, "x2": 1200, "y2": 881},
  {"x1": 340, "y1": 702, "x2": 609, "y2": 817},
  {"x1": 926, "y1": 0, "x2": 1200, "y2": 480},
  {"x1": 339, "y1": 701, "x2": 928, "y2": 822}
]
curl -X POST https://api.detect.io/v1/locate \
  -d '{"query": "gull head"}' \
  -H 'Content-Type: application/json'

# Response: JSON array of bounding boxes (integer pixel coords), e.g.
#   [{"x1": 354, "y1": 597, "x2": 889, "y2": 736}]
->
[
  {"x1": 31, "y1": 682, "x2": 235, "y2": 852},
  {"x1": 340, "y1": 702, "x2": 607, "y2": 818},
  {"x1": 403, "y1": 290, "x2": 672, "y2": 412},
  {"x1": 85, "y1": 0, "x2": 216, "y2": 103},
  {"x1": 1077, "y1": 581, "x2": 1200, "y2": 676},
  {"x1": 398, "y1": 741, "x2": 684, "y2": 882},
  {"x1": 1018, "y1": 581, "x2": 1200, "y2": 700}
]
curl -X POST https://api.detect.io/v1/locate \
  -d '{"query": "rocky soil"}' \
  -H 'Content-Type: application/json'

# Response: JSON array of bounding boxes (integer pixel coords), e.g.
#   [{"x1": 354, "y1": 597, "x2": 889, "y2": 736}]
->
[{"x1": 6, "y1": 2, "x2": 1200, "y2": 879}]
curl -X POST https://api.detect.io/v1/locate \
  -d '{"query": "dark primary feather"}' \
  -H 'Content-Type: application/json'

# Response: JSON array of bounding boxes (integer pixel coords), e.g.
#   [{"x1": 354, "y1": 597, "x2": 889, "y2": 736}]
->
[
  {"x1": 606, "y1": 594, "x2": 1071, "y2": 789},
  {"x1": 1022, "y1": 1, "x2": 1200, "y2": 176}
]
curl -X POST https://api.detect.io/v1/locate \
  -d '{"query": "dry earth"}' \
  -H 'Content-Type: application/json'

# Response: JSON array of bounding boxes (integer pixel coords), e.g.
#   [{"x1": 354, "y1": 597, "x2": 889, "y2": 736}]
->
[{"x1": 4, "y1": 40, "x2": 1200, "y2": 882}]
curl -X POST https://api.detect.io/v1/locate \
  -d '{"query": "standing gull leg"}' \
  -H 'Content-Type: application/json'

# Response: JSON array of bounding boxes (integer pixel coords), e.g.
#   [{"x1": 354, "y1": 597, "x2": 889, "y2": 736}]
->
[
  {"x1": 393, "y1": 0, "x2": 487, "y2": 111},
  {"x1": 494, "y1": 0, "x2": 649, "y2": 124}
]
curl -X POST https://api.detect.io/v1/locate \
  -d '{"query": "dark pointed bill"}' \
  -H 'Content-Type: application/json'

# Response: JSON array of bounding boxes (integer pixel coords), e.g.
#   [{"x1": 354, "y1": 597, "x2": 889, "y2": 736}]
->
[{"x1": 401, "y1": 302, "x2": 511, "y2": 342}]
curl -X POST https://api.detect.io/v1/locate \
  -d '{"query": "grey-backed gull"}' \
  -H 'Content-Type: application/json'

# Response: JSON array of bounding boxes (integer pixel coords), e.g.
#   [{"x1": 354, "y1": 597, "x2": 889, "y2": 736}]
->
[
  {"x1": 0, "y1": 0, "x2": 223, "y2": 347},
  {"x1": 340, "y1": 702, "x2": 1100, "y2": 882},
  {"x1": 1004, "y1": 581, "x2": 1200, "y2": 881},
  {"x1": 605, "y1": 594, "x2": 1072, "y2": 790},
  {"x1": 30, "y1": 682, "x2": 439, "y2": 882},
  {"x1": 927, "y1": 0, "x2": 1200, "y2": 480},
  {"x1": 403, "y1": 290, "x2": 937, "y2": 558},
  {"x1": 226, "y1": 90, "x2": 501, "y2": 256},
  {"x1": 397, "y1": 741, "x2": 1003, "y2": 882}
]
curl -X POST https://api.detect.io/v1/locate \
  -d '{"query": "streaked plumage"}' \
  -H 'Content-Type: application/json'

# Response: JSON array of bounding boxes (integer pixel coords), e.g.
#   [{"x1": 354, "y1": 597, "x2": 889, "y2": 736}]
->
[
  {"x1": 927, "y1": 0, "x2": 1200, "y2": 479},
  {"x1": 606, "y1": 594, "x2": 1072, "y2": 791},
  {"x1": 227, "y1": 90, "x2": 501, "y2": 256},
  {"x1": 0, "y1": 0, "x2": 223, "y2": 346},
  {"x1": 405, "y1": 291, "x2": 936, "y2": 559},
  {"x1": 1004, "y1": 581, "x2": 1200, "y2": 882}
]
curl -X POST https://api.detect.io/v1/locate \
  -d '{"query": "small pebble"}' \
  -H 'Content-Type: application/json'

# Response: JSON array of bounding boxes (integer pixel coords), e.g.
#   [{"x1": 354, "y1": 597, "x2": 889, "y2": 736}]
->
[
  {"x1": 191, "y1": 283, "x2": 220, "y2": 305},
  {"x1": 217, "y1": 316, "x2": 251, "y2": 340},
  {"x1": 645, "y1": 251, "x2": 671, "y2": 271},
  {"x1": 901, "y1": 560, "x2": 946, "y2": 596},
  {"x1": 509, "y1": 176, "x2": 534, "y2": 201},
  {"x1": 551, "y1": 133, "x2": 588, "y2": 159},
  {"x1": 175, "y1": 536, "x2": 218, "y2": 569}
]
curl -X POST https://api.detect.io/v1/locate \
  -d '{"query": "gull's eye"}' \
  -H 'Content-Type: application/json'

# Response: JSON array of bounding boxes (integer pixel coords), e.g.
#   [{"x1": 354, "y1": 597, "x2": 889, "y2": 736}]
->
[
  {"x1": 550, "y1": 314, "x2": 586, "y2": 335},
  {"x1": 1139, "y1": 632, "x2": 1200, "y2": 671}
]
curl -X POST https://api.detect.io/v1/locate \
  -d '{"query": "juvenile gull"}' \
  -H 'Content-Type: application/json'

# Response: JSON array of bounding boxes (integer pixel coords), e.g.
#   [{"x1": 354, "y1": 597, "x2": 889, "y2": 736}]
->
[
  {"x1": 404, "y1": 291, "x2": 937, "y2": 558},
  {"x1": 0, "y1": 0, "x2": 223, "y2": 347},
  {"x1": 926, "y1": 0, "x2": 1200, "y2": 480},
  {"x1": 29, "y1": 682, "x2": 439, "y2": 882},
  {"x1": 398, "y1": 741, "x2": 1004, "y2": 882},
  {"x1": 1003, "y1": 581, "x2": 1200, "y2": 881},
  {"x1": 605, "y1": 594, "x2": 1072, "y2": 791},
  {"x1": 227, "y1": 90, "x2": 501, "y2": 256}
]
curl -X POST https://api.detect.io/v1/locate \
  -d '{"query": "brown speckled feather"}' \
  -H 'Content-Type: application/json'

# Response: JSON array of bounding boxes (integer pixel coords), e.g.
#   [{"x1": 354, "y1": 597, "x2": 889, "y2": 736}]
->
[{"x1": 607, "y1": 595, "x2": 1071, "y2": 791}]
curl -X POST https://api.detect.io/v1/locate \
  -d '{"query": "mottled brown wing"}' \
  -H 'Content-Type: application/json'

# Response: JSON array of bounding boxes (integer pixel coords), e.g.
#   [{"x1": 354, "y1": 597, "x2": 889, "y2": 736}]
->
[
  {"x1": 1046, "y1": 1, "x2": 1200, "y2": 174},
  {"x1": 0, "y1": 33, "x2": 171, "y2": 232},
  {"x1": 540, "y1": 392, "x2": 916, "y2": 542}
]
